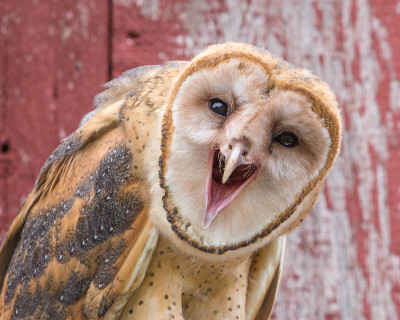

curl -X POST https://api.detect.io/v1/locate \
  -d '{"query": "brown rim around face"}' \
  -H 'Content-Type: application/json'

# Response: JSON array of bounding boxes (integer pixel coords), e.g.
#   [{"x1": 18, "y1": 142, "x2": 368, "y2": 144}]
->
[{"x1": 159, "y1": 46, "x2": 341, "y2": 255}]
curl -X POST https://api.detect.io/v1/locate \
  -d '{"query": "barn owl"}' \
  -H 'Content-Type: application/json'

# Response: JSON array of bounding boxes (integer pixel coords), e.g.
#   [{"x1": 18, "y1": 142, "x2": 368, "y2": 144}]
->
[{"x1": 0, "y1": 42, "x2": 341, "y2": 320}]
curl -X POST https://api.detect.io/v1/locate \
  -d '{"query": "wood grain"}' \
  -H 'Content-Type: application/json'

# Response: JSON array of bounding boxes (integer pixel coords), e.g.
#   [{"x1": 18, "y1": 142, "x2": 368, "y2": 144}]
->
[{"x1": 1, "y1": 0, "x2": 399, "y2": 318}]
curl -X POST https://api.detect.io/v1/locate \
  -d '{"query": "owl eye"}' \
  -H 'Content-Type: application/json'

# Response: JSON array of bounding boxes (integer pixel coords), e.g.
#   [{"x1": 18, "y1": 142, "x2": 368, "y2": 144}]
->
[
  {"x1": 208, "y1": 98, "x2": 228, "y2": 117},
  {"x1": 274, "y1": 131, "x2": 299, "y2": 148}
]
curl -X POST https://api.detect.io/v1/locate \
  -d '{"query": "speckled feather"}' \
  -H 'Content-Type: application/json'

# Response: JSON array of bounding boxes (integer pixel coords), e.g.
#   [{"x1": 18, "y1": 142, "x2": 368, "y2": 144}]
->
[
  {"x1": 0, "y1": 64, "x2": 179, "y2": 319},
  {"x1": 0, "y1": 43, "x2": 340, "y2": 320}
]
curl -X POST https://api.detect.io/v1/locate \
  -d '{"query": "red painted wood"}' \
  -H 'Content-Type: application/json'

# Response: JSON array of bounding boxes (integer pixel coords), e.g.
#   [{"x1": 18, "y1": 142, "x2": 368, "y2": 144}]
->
[
  {"x1": 1, "y1": 0, "x2": 400, "y2": 318},
  {"x1": 0, "y1": 0, "x2": 109, "y2": 238},
  {"x1": 112, "y1": 0, "x2": 188, "y2": 77}
]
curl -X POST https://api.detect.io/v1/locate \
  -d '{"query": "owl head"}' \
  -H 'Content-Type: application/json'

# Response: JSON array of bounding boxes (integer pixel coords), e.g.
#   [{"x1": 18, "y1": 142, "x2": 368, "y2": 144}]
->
[{"x1": 155, "y1": 43, "x2": 340, "y2": 259}]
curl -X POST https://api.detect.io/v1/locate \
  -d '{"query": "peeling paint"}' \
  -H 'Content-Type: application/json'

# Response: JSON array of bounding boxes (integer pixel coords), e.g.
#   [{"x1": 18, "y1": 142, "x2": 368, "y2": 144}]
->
[
  {"x1": 1, "y1": 0, "x2": 399, "y2": 318},
  {"x1": 119, "y1": 0, "x2": 161, "y2": 20},
  {"x1": 76, "y1": 3, "x2": 89, "y2": 39}
]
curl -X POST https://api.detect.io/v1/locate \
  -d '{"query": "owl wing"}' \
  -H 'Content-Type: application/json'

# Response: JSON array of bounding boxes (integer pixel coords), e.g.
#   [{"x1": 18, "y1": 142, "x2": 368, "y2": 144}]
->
[
  {"x1": 0, "y1": 64, "x2": 180, "y2": 319},
  {"x1": 246, "y1": 236, "x2": 286, "y2": 320}
]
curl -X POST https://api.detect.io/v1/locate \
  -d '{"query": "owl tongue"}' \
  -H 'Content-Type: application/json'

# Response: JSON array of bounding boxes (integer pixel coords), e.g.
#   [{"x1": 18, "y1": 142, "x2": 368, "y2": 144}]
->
[{"x1": 203, "y1": 149, "x2": 258, "y2": 229}]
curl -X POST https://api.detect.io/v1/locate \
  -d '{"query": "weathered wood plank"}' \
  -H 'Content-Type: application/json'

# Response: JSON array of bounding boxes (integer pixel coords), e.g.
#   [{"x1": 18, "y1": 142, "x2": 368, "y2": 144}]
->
[
  {"x1": 1, "y1": 0, "x2": 399, "y2": 318},
  {"x1": 0, "y1": 0, "x2": 109, "y2": 239},
  {"x1": 112, "y1": 0, "x2": 187, "y2": 77}
]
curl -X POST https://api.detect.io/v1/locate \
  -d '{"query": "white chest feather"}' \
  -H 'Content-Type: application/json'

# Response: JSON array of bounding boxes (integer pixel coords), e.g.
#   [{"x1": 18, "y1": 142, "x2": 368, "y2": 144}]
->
[{"x1": 119, "y1": 236, "x2": 251, "y2": 320}]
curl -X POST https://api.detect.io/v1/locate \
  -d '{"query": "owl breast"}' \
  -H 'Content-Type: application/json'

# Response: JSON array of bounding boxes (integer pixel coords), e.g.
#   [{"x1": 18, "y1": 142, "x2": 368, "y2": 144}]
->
[{"x1": 118, "y1": 236, "x2": 251, "y2": 320}]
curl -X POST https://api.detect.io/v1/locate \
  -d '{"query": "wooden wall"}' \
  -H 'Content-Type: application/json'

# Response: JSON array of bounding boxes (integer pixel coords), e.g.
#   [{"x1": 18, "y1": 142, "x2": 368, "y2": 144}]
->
[{"x1": 1, "y1": 1, "x2": 399, "y2": 318}]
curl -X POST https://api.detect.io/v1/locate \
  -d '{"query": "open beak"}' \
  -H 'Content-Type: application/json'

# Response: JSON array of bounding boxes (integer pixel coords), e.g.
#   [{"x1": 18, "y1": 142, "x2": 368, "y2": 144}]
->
[{"x1": 202, "y1": 145, "x2": 259, "y2": 229}]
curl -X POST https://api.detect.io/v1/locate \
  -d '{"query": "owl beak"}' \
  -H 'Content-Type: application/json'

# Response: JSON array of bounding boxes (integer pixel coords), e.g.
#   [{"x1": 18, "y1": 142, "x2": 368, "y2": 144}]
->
[{"x1": 222, "y1": 144, "x2": 242, "y2": 184}]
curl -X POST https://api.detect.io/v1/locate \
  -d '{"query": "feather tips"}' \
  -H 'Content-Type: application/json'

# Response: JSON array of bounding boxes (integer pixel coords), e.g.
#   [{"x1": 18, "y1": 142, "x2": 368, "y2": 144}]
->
[{"x1": 0, "y1": 62, "x2": 169, "y2": 319}]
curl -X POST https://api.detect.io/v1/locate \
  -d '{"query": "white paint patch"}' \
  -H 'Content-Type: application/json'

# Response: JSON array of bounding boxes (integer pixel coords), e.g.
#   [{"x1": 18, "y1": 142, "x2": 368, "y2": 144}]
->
[
  {"x1": 19, "y1": 150, "x2": 30, "y2": 166},
  {"x1": 390, "y1": 80, "x2": 400, "y2": 111},
  {"x1": 76, "y1": 3, "x2": 89, "y2": 39},
  {"x1": 175, "y1": 0, "x2": 400, "y2": 318},
  {"x1": 61, "y1": 27, "x2": 72, "y2": 42},
  {"x1": 58, "y1": 128, "x2": 66, "y2": 140},
  {"x1": 118, "y1": 0, "x2": 160, "y2": 20}
]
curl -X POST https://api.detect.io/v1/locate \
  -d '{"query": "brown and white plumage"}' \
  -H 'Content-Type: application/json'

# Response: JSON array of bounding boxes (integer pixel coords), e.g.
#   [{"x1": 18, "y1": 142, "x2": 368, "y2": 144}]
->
[{"x1": 0, "y1": 43, "x2": 340, "y2": 319}]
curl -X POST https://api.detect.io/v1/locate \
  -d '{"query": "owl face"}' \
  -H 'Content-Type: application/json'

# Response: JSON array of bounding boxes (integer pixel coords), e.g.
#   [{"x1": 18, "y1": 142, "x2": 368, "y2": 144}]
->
[{"x1": 163, "y1": 58, "x2": 331, "y2": 255}]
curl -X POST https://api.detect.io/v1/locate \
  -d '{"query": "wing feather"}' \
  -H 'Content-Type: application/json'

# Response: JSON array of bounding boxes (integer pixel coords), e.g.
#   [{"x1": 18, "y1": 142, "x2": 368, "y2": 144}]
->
[
  {"x1": 0, "y1": 64, "x2": 176, "y2": 319},
  {"x1": 0, "y1": 195, "x2": 35, "y2": 293},
  {"x1": 246, "y1": 236, "x2": 286, "y2": 320}
]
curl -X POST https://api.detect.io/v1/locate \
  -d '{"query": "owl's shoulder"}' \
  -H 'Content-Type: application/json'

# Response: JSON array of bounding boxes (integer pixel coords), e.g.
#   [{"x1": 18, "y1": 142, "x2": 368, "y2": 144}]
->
[
  {"x1": 0, "y1": 60, "x2": 182, "y2": 318},
  {"x1": 94, "y1": 61, "x2": 187, "y2": 110}
]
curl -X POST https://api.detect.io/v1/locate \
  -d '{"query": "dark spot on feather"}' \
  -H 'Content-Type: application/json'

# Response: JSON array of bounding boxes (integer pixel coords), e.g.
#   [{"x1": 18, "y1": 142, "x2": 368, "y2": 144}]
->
[
  {"x1": 59, "y1": 272, "x2": 91, "y2": 305},
  {"x1": 75, "y1": 177, "x2": 94, "y2": 198},
  {"x1": 12, "y1": 283, "x2": 45, "y2": 319},
  {"x1": 5, "y1": 200, "x2": 73, "y2": 303},
  {"x1": 237, "y1": 62, "x2": 245, "y2": 70},
  {"x1": 97, "y1": 295, "x2": 115, "y2": 317},
  {"x1": 93, "y1": 241, "x2": 126, "y2": 289},
  {"x1": 11, "y1": 276, "x2": 69, "y2": 319}
]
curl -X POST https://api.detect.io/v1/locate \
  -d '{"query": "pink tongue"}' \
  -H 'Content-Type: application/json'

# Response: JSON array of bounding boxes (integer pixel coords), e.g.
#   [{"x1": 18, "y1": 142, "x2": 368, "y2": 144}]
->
[
  {"x1": 203, "y1": 180, "x2": 242, "y2": 228},
  {"x1": 209, "y1": 181, "x2": 237, "y2": 212}
]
